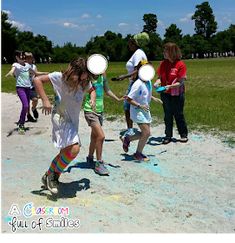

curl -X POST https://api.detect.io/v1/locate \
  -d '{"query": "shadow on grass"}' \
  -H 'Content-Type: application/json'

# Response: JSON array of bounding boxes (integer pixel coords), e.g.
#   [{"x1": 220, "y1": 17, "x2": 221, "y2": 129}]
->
[{"x1": 31, "y1": 178, "x2": 90, "y2": 202}]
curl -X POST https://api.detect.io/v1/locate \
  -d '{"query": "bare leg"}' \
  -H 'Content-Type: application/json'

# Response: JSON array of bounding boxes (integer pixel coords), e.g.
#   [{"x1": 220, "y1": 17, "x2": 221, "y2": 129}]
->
[
  {"x1": 136, "y1": 124, "x2": 151, "y2": 153},
  {"x1": 88, "y1": 123, "x2": 105, "y2": 161},
  {"x1": 88, "y1": 130, "x2": 96, "y2": 158},
  {"x1": 125, "y1": 110, "x2": 133, "y2": 129}
]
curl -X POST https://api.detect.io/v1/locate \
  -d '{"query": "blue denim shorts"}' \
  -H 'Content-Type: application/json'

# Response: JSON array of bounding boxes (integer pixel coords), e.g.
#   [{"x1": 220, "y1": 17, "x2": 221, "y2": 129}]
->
[{"x1": 123, "y1": 81, "x2": 134, "y2": 111}]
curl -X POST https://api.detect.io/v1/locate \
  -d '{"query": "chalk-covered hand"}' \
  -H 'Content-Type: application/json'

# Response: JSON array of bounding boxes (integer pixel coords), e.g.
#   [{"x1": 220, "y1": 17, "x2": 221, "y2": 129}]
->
[
  {"x1": 42, "y1": 100, "x2": 52, "y2": 115},
  {"x1": 153, "y1": 79, "x2": 161, "y2": 88}
]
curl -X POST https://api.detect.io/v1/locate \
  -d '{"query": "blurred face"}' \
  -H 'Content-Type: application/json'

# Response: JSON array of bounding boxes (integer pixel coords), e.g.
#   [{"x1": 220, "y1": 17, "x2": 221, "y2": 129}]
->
[
  {"x1": 16, "y1": 53, "x2": 25, "y2": 64},
  {"x1": 163, "y1": 49, "x2": 172, "y2": 62},
  {"x1": 128, "y1": 40, "x2": 137, "y2": 52},
  {"x1": 163, "y1": 49, "x2": 169, "y2": 59},
  {"x1": 80, "y1": 72, "x2": 88, "y2": 82},
  {"x1": 69, "y1": 72, "x2": 89, "y2": 87},
  {"x1": 25, "y1": 56, "x2": 33, "y2": 64}
]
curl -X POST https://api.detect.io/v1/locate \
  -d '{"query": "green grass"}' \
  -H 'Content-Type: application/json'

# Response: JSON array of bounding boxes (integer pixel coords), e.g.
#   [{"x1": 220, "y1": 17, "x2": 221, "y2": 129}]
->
[{"x1": 2, "y1": 58, "x2": 235, "y2": 133}]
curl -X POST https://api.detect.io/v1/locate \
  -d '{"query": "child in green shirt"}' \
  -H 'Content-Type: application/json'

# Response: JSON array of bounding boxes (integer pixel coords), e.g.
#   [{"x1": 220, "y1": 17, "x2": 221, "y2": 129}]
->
[{"x1": 84, "y1": 73, "x2": 122, "y2": 175}]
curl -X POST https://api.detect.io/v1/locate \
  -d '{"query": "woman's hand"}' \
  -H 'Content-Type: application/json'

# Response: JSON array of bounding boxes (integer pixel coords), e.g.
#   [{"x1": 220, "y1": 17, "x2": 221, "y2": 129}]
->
[
  {"x1": 165, "y1": 85, "x2": 171, "y2": 90},
  {"x1": 42, "y1": 100, "x2": 52, "y2": 115}
]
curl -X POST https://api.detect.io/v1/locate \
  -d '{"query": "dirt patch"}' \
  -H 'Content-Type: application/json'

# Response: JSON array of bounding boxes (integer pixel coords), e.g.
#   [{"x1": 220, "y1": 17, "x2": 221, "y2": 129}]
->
[{"x1": 1, "y1": 92, "x2": 235, "y2": 233}]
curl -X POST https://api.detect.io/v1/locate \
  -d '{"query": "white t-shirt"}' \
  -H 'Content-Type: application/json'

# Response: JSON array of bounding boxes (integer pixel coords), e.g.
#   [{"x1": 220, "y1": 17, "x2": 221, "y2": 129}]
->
[
  {"x1": 28, "y1": 63, "x2": 36, "y2": 71},
  {"x1": 126, "y1": 49, "x2": 147, "y2": 74},
  {"x1": 13, "y1": 62, "x2": 32, "y2": 88},
  {"x1": 48, "y1": 72, "x2": 92, "y2": 149},
  {"x1": 128, "y1": 79, "x2": 152, "y2": 124}
]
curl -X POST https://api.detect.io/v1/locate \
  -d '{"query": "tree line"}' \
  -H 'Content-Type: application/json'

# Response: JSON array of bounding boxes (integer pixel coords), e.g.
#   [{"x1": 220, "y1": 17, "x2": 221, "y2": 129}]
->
[{"x1": 2, "y1": 1, "x2": 235, "y2": 63}]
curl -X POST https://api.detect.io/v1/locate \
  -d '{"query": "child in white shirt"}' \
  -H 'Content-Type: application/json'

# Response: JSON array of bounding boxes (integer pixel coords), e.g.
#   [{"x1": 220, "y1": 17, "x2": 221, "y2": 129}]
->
[
  {"x1": 34, "y1": 57, "x2": 96, "y2": 195},
  {"x1": 122, "y1": 61, "x2": 162, "y2": 161}
]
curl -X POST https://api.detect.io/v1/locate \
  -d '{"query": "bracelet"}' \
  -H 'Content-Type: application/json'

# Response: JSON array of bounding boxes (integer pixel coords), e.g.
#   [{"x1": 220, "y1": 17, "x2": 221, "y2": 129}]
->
[{"x1": 137, "y1": 103, "x2": 140, "y2": 108}]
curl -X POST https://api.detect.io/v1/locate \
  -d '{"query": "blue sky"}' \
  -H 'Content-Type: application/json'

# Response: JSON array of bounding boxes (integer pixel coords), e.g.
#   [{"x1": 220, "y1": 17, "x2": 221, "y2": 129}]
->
[{"x1": 2, "y1": 0, "x2": 235, "y2": 47}]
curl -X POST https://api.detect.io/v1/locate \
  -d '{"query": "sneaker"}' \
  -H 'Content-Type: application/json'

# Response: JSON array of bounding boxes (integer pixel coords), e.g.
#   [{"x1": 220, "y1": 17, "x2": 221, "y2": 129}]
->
[
  {"x1": 133, "y1": 151, "x2": 150, "y2": 162},
  {"x1": 94, "y1": 160, "x2": 109, "y2": 175},
  {"x1": 122, "y1": 136, "x2": 130, "y2": 153},
  {"x1": 41, "y1": 172, "x2": 48, "y2": 189},
  {"x1": 27, "y1": 114, "x2": 37, "y2": 122},
  {"x1": 32, "y1": 108, "x2": 39, "y2": 119},
  {"x1": 18, "y1": 124, "x2": 26, "y2": 135},
  {"x1": 86, "y1": 156, "x2": 95, "y2": 169},
  {"x1": 46, "y1": 172, "x2": 59, "y2": 194},
  {"x1": 124, "y1": 128, "x2": 135, "y2": 137}
]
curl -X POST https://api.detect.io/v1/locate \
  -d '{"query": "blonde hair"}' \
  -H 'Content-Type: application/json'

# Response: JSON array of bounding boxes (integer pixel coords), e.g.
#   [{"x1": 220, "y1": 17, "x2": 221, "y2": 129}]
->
[
  {"x1": 24, "y1": 52, "x2": 33, "y2": 58},
  {"x1": 164, "y1": 42, "x2": 182, "y2": 62},
  {"x1": 62, "y1": 57, "x2": 95, "y2": 92}
]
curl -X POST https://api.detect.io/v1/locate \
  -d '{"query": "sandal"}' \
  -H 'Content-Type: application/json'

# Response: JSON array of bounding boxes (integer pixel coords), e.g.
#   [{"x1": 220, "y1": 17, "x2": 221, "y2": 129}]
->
[
  {"x1": 179, "y1": 137, "x2": 188, "y2": 143},
  {"x1": 133, "y1": 152, "x2": 149, "y2": 162},
  {"x1": 162, "y1": 137, "x2": 171, "y2": 144}
]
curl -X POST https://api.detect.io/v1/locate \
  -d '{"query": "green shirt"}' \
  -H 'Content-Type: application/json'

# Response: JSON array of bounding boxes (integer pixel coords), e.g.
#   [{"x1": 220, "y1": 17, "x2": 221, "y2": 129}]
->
[{"x1": 84, "y1": 75, "x2": 104, "y2": 113}]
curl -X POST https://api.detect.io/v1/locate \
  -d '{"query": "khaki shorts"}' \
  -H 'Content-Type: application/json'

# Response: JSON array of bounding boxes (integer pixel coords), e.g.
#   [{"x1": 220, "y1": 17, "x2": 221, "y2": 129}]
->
[{"x1": 84, "y1": 111, "x2": 103, "y2": 126}]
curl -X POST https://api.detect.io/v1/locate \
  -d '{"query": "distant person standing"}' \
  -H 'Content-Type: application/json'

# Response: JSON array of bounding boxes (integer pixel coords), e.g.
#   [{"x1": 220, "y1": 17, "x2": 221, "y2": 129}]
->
[
  {"x1": 5, "y1": 51, "x2": 33, "y2": 134},
  {"x1": 154, "y1": 42, "x2": 188, "y2": 144},
  {"x1": 118, "y1": 32, "x2": 149, "y2": 138},
  {"x1": 25, "y1": 52, "x2": 48, "y2": 121}
]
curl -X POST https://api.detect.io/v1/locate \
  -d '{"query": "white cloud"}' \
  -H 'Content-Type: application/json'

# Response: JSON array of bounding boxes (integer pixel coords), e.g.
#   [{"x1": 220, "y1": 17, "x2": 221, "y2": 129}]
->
[
  {"x1": 6, "y1": 20, "x2": 31, "y2": 31},
  {"x1": 2, "y1": 9, "x2": 11, "y2": 16},
  {"x1": 81, "y1": 13, "x2": 90, "y2": 19},
  {"x1": 180, "y1": 13, "x2": 193, "y2": 22},
  {"x1": 63, "y1": 22, "x2": 78, "y2": 28},
  {"x1": 63, "y1": 23, "x2": 95, "y2": 31},
  {"x1": 3, "y1": 9, "x2": 31, "y2": 31},
  {"x1": 118, "y1": 22, "x2": 129, "y2": 27},
  {"x1": 96, "y1": 14, "x2": 102, "y2": 19}
]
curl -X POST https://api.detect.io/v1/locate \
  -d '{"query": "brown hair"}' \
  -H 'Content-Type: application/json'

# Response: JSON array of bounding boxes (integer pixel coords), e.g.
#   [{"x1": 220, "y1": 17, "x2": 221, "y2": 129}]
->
[
  {"x1": 164, "y1": 42, "x2": 182, "y2": 62},
  {"x1": 62, "y1": 57, "x2": 96, "y2": 92},
  {"x1": 129, "y1": 38, "x2": 139, "y2": 47},
  {"x1": 14, "y1": 50, "x2": 25, "y2": 62}
]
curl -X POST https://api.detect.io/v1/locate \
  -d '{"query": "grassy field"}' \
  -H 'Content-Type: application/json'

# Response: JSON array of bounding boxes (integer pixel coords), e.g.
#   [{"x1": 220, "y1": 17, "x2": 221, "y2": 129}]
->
[{"x1": 2, "y1": 58, "x2": 235, "y2": 134}]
